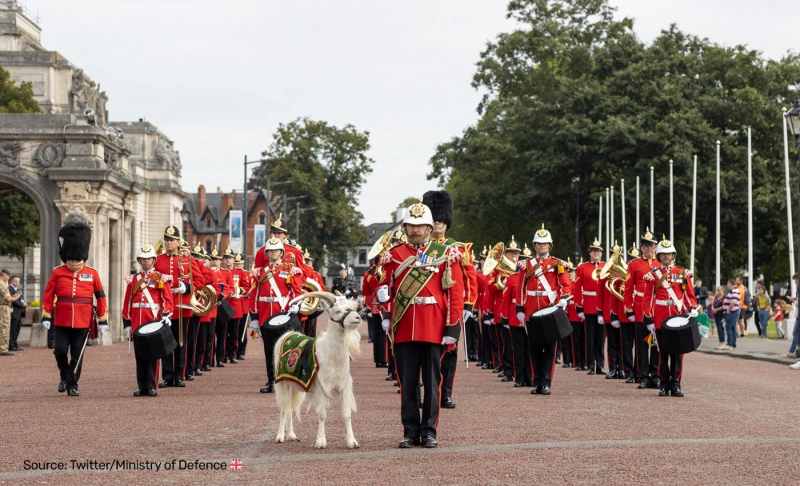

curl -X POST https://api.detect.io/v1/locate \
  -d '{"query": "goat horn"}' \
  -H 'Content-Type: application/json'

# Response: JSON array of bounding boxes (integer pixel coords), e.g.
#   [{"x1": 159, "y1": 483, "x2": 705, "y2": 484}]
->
[{"x1": 289, "y1": 291, "x2": 338, "y2": 306}]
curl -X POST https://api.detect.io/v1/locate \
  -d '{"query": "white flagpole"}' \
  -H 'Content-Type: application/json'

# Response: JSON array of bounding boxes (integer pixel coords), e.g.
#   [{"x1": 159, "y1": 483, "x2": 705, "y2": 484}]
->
[
  {"x1": 716, "y1": 141, "x2": 721, "y2": 289},
  {"x1": 669, "y1": 159, "x2": 674, "y2": 243},
  {"x1": 606, "y1": 187, "x2": 610, "y2": 260},
  {"x1": 784, "y1": 109, "x2": 797, "y2": 296},
  {"x1": 611, "y1": 185, "x2": 615, "y2": 249},
  {"x1": 621, "y1": 179, "x2": 627, "y2": 254},
  {"x1": 690, "y1": 155, "x2": 697, "y2": 274},
  {"x1": 636, "y1": 176, "x2": 640, "y2": 242},
  {"x1": 748, "y1": 127, "x2": 754, "y2": 296},
  {"x1": 598, "y1": 195, "x2": 603, "y2": 245},
  {"x1": 650, "y1": 166, "x2": 655, "y2": 233}
]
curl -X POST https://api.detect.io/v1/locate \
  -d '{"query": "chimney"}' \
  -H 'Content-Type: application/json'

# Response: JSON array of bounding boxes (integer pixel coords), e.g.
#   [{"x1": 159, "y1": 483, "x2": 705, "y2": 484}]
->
[
  {"x1": 395, "y1": 207, "x2": 406, "y2": 223},
  {"x1": 222, "y1": 191, "x2": 232, "y2": 215},
  {"x1": 197, "y1": 185, "x2": 206, "y2": 215}
]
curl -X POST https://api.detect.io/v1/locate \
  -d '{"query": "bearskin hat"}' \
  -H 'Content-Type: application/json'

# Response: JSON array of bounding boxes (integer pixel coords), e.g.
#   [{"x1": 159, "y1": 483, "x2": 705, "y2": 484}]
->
[
  {"x1": 422, "y1": 190, "x2": 453, "y2": 231},
  {"x1": 58, "y1": 212, "x2": 91, "y2": 263}
]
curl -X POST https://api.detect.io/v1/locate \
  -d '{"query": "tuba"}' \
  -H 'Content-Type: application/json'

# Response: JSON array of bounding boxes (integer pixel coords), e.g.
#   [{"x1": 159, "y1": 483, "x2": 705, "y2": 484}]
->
[
  {"x1": 367, "y1": 230, "x2": 393, "y2": 281},
  {"x1": 299, "y1": 278, "x2": 322, "y2": 315},
  {"x1": 599, "y1": 245, "x2": 628, "y2": 300},
  {"x1": 482, "y1": 242, "x2": 516, "y2": 289}
]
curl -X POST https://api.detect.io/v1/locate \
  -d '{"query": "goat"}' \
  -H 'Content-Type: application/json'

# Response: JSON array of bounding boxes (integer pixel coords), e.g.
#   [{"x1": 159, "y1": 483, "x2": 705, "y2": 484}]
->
[{"x1": 273, "y1": 291, "x2": 362, "y2": 449}]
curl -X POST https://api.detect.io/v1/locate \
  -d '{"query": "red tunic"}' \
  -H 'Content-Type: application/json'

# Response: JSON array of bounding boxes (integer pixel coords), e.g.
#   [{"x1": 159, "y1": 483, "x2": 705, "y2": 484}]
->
[
  {"x1": 153, "y1": 253, "x2": 206, "y2": 320},
  {"x1": 623, "y1": 257, "x2": 657, "y2": 322},
  {"x1": 230, "y1": 268, "x2": 248, "y2": 319},
  {"x1": 642, "y1": 265, "x2": 697, "y2": 329},
  {"x1": 500, "y1": 272, "x2": 524, "y2": 327},
  {"x1": 476, "y1": 272, "x2": 489, "y2": 316},
  {"x1": 574, "y1": 260, "x2": 603, "y2": 315},
  {"x1": 198, "y1": 264, "x2": 217, "y2": 322},
  {"x1": 252, "y1": 263, "x2": 304, "y2": 320},
  {"x1": 379, "y1": 242, "x2": 465, "y2": 344},
  {"x1": 254, "y1": 243, "x2": 313, "y2": 279},
  {"x1": 519, "y1": 256, "x2": 571, "y2": 317},
  {"x1": 42, "y1": 265, "x2": 108, "y2": 328},
  {"x1": 122, "y1": 271, "x2": 174, "y2": 331}
]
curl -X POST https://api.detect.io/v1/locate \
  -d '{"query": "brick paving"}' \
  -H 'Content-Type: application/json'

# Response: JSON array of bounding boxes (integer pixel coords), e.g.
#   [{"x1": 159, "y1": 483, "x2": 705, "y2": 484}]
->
[{"x1": 2, "y1": 317, "x2": 799, "y2": 485}]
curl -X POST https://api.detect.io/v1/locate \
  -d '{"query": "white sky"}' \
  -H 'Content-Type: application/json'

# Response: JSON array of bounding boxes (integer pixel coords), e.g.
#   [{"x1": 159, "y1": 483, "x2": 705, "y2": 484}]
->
[{"x1": 24, "y1": 0, "x2": 797, "y2": 224}]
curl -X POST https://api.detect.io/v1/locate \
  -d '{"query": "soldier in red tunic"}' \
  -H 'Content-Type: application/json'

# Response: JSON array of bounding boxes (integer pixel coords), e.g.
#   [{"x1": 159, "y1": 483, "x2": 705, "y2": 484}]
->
[
  {"x1": 502, "y1": 243, "x2": 531, "y2": 387},
  {"x1": 562, "y1": 258, "x2": 580, "y2": 369},
  {"x1": 250, "y1": 237, "x2": 305, "y2": 393},
  {"x1": 219, "y1": 248, "x2": 244, "y2": 363},
  {"x1": 575, "y1": 238, "x2": 606, "y2": 375},
  {"x1": 302, "y1": 249, "x2": 325, "y2": 338},
  {"x1": 475, "y1": 248, "x2": 492, "y2": 369},
  {"x1": 253, "y1": 214, "x2": 314, "y2": 280},
  {"x1": 596, "y1": 243, "x2": 623, "y2": 379},
  {"x1": 518, "y1": 225, "x2": 571, "y2": 395},
  {"x1": 41, "y1": 213, "x2": 109, "y2": 397},
  {"x1": 153, "y1": 226, "x2": 206, "y2": 388},
  {"x1": 623, "y1": 229, "x2": 660, "y2": 389},
  {"x1": 122, "y1": 244, "x2": 173, "y2": 397},
  {"x1": 233, "y1": 252, "x2": 252, "y2": 359},
  {"x1": 642, "y1": 237, "x2": 697, "y2": 397},
  {"x1": 376, "y1": 201, "x2": 464, "y2": 449}
]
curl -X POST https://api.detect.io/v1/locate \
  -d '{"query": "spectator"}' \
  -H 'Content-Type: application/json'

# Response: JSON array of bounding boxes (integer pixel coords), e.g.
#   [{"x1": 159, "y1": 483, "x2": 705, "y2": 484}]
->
[
  {"x1": 772, "y1": 299, "x2": 787, "y2": 340},
  {"x1": 721, "y1": 279, "x2": 741, "y2": 350},
  {"x1": 694, "y1": 279, "x2": 708, "y2": 310},
  {"x1": 735, "y1": 277, "x2": 750, "y2": 337},
  {"x1": 0, "y1": 269, "x2": 21, "y2": 356},
  {"x1": 712, "y1": 286, "x2": 726, "y2": 349},
  {"x1": 755, "y1": 284, "x2": 771, "y2": 339},
  {"x1": 695, "y1": 304, "x2": 712, "y2": 338},
  {"x1": 783, "y1": 274, "x2": 800, "y2": 359},
  {"x1": 8, "y1": 275, "x2": 26, "y2": 351}
]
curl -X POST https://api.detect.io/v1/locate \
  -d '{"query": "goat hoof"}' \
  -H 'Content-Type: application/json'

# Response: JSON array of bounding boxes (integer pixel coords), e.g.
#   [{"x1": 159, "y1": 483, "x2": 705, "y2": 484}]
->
[
  {"x1": 347, "y1": 441, "x2": 360, "y2": 449},
  {"x1": 275, "y1": 436, "x2": 285, "y2": 444},
  {"x1": 315, "y1": 441, "x2": 327, "y2": 449},
  {"x1": 289, "y1": 435, "x2": 299, "y2": 442}
]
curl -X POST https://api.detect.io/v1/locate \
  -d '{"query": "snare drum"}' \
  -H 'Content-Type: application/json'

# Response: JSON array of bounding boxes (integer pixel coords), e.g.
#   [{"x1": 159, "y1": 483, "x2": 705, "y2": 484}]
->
[
  {"x1": 264, "y1": 312, "x2": 302, "y2": 334},
  {"x1": 528, "y1": 305, "x2": 572, "y2": 344},
  {"x1": 134, "y1": 320, "x2": 177, "y2": 360},
  {"x1": 658, "y1": 315, "x2": 701, "y2": 354},
  {"x1": 216, "y1": 300, "x2": 235, "y2": 325}
]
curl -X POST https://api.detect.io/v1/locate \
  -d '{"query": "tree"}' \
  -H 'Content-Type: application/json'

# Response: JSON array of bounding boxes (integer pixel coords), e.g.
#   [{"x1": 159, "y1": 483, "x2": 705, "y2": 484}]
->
[
  {"x1": 0, "y1": 192, "x2": 40, "y2": 259},
  {"x1": 253, "y1": 118, "x2": 374, "y2": 268},
  {"x1": 428, "y1": 0, "x2": 800, "y2": 286},
  {"x1": 0, "y1": 63, "x2": 40, "y2": 113}
]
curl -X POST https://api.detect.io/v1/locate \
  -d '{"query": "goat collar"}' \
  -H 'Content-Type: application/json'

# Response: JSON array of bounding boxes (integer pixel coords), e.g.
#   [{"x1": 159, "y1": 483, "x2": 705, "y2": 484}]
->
[{"x1": 330, "y1": 308, "x2": 358, "y2": 328}]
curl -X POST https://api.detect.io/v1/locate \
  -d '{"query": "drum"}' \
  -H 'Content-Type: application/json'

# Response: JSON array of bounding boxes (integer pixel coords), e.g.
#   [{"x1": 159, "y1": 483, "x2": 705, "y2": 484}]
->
[
  {"x1": 265, "y1": 312, "x2": 302, "y2": 334},
  {"x1": 658, "y1": 315, "x2": 701, "y2": 354},
  {"x1": 216, "y1": 300, "x2": 235, "y2": 325},
  {"x1": 134, "y1": 320, "x2": 177, "y2": 361},
  {"x1": 529, "y1": 305, "x2": 572, "y2": 344}
]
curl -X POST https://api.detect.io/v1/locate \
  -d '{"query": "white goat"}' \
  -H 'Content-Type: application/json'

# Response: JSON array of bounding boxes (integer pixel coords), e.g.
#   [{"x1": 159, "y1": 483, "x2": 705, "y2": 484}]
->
[{"x1": 273, "y1": 292, "x2": 362, "y2": 449}]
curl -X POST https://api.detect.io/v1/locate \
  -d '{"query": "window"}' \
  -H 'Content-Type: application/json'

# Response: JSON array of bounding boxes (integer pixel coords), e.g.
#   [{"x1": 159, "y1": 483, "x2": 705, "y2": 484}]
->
[
  {"x1": 258, "y1": 213, "x2": 266, "y2": 225},
  {"x1": 205, "y1": 239, "x2": 213, "y2": 254},
  {"x1": 358, "y1": 249, "x2": 367, "y2": 265},
  {"x1": 205, "y1": 217, "x2": 213, "y2": 229}
]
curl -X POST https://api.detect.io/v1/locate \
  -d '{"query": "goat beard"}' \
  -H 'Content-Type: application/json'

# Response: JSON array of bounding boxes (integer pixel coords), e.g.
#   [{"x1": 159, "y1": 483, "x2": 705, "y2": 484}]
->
[{"x1": 406, "y1": 228, "x2": 432, "y2": 247}]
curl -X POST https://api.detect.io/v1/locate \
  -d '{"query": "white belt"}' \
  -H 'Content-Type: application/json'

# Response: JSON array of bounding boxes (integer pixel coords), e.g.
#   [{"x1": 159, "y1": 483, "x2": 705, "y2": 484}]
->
[
  {"x1": 527, "y1": 290, "x2": 557, "y2": 298},
  {"x1": 582, "y1": 291, "x2": 597, "y2": 296},
  {"x1": 132, "y1": 303, "x2": 159, "y2": 309},
  {"x1": 634, "y1": 291, "x2": 644, "y2": 297},
  {"x1": 411, "y1": 296, "x2": 437, "y2": 305},
  {"x1": 655, "y1": 299, "x2": 677, "y2": 307},
  {"x1": 259, "y1": 297, "x2": 280, "y2": 303}
]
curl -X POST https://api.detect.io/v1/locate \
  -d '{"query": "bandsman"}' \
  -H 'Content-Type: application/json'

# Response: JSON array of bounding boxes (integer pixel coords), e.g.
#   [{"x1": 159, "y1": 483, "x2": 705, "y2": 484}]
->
[
  {"x1": 575, "y1": 238, "x2": 606, "y2": 375},
  {"x1": 501, "y1": 242, "x2": 531, "y2": 387},
  {"x1": 475, "y1": 247, "x2": 492, "y2": 369},
  {"x1": 234, "y1": 252, "x2": 252, "y2": 359},
  {"x1": 597, "y1": 242, "x2": 622, "y2": 379},
  {"x1": 254, "y1": 214, "x2": 314, "y2": 279},
  {"x1": 362, "y1": 257, "x2": 388, "y2": 370},
  {"x1": 562, "y1": 258, "x2": 580, "y2": 368},
  {"x1": 303, "y1": 249, "x2": 326, "y2": 338},
  {"x1": 624, "y1": 229, "x2": 660, "y2": 389}
]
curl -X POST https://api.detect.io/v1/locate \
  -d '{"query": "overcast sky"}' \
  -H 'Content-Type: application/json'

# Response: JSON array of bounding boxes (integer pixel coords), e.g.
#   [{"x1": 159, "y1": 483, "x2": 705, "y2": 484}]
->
[{"x1": 25, "y1": 0, "x2": 797, "y2": 225}]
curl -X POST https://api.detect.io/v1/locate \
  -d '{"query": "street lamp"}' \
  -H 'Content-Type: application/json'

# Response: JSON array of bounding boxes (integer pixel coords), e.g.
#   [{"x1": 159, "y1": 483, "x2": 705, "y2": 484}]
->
[
  {"x1": 572, "y1": 176, "x2": 580, "y2": 265},
  {"x1": 784, "y1": 97, "x2": 800, "y2": 297},
  {"x1": 180, "y1": 205, "x2": 191, "y2": 246},
  {"x1": 284, "y1": 195, "x2": 306, "y2": 240}
]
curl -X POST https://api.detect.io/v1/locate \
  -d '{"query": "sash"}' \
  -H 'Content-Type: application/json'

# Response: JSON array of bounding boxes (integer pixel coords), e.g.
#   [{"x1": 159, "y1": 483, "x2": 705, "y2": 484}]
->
[
  {"x1": 526, "y1": 260, "x2": 556, "y2": 305},
  {"x1": 391, "y1": 241, "x2": 448, "y2": 335},
  {"x1": 653, "y1": 268, "x2": 684, "y2": 313},
  {"x1": 268, "y1": 274, "x2": 289, "y2": 311}
]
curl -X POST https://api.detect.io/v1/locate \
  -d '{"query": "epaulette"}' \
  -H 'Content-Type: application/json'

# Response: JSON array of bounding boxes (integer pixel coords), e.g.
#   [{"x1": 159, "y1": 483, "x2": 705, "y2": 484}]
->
[{"x1": 53, "y1": 264, "x2": 65, "y2": 270}]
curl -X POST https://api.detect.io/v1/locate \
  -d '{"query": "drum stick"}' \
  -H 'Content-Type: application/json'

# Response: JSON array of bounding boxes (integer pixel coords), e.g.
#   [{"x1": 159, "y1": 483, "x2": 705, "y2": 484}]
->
[
  {"x1": 650, "y1": 330, "x2": 660, "y2": 352},
  {"x1": 73, "y1": 331, "x2": 90, "y2": 375},
  {"x1": 241, "y1": 312, "x2": 251, "y2": 342},
  {"x1": 128, "y1": 334, "x2": 131, "y2": 355}
]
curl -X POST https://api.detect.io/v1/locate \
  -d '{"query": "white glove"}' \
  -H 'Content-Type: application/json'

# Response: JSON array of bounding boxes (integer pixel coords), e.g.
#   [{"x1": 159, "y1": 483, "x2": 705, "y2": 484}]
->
[
  {"x1": 646, "y1": 323, "x2": 655, "y2": 333},
  {"x1": 288, "y1": 303, "x2": 300, "y2": 315},
  {"x1": 490, "y1": 318, "x2": 496, "y2": 325},
  {"x1": 597, "y1": 316, "x2": 605, "y2": 325},
  {"x1": 124, "y1": 327, "x2": 131, "y2": 339},
  {"x1": 462, "y1": 310, "x2": 473, "y2": 323},
  {"x1": 556, "y1": 299, "x2": 568, "y2": 309},
  {"x1": 98, "y1": 324, "x2": 108, "y2": 335},
  {"x1": 251, "y1": 267, "x2": 259, "y2": 278},
  {"x1": 483, "y1": 319, "x2": 491, "y2": 326},
  {"x1": 516, "y1": 312, "x2": 525, "y2": 323},
  {"x1": 250, "y1": 318, "x2": 259, "y2": 330},
  {"x1": 177, "y1": 281, "x2": 187, "y2": 294},
  {"x1": 611, "y1": 320, "x2": 620, "y2": 329},
  {"x1": 503, "y1": 324, "x2": 510, "y2": 329},
  {"x1": 41, "y1": 320, "x2": 51, "y2": 330},
  {"x1": 441, "y1": 336, "x2": 457, "y2": 345},
  {"x1": 689, "y1": 308, "x2": 698, "y2": 318},
  {"x1": 381, "y1": 319, "x2": 390, "y2": 333},
  {"x1": 376, "y1": 285, "x2": 390, "y2": 303},
  {"x1": 124, "y1": 274, "x2": 134, "y2": 284},
  {"x1": 161, "y1": 316, "x2": 172, "y2": 327},
  {"x1": 578, "y1": 312, "x2": 585, "y2": 319}
]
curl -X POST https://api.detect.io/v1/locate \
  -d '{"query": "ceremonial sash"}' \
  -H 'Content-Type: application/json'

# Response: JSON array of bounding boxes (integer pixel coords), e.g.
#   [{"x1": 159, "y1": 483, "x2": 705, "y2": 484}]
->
[
  {"x1": 653, "y1": 268, "x2": 684, "y2": 313},
  {"x1": 391, "y1": 241, "x2": 448, "y2": 335},
  {"x1": 526, "y1": 260, "x2": 556, "y2": 305}
]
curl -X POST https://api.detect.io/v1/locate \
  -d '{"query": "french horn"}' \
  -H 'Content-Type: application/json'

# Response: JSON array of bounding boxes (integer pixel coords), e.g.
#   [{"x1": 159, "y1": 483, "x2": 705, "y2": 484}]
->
[
  {"x1": 187, "y1": 284, "x2": 218, "y2": 316},
  {"x1": 299, "y1": 278, "x2": 322, "y2": 316}
]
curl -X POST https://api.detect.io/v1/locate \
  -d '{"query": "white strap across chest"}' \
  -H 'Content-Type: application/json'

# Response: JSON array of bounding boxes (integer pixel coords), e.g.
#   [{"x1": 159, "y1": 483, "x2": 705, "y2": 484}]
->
[{"x1": 653, "y1": 269, "x2": 683, "y2": 313}]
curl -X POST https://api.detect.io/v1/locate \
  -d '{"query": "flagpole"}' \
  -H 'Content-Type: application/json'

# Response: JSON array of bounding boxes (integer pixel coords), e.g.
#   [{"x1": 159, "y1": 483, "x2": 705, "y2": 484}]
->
[
  {"x1": 669, "y1": 159, "x2": 674, "y2": 243},
  {"x1": 621, "y1": 179, "x2": 627, "y2": 254},
  {"x1": 783, "y1": 108, "x2": 797, "y2": 296},
  {"x1": 650, "y1": 166, "x2": 655, "y2": 233},
  {"x1": 606, "y1": 187, "x2": 610, "y2": 260},
  {"x1": 716, "y1": 140, "x2": 721, "y2": 289},
  {"x1": 598, "y1": 195, "x2": 603, "y2": 245},
  {"x1": 611, "y1": 185, "x2": 615, "y2": 250},
  {"x1": 636, "y1": 176, "x2": 640, "y2": 242},
  {"x1": 747, "y1": 126, "x2": 754, "y2": 296},
  {"x1": 690, "y1": 155, "x2": 697, "y2": 274}
]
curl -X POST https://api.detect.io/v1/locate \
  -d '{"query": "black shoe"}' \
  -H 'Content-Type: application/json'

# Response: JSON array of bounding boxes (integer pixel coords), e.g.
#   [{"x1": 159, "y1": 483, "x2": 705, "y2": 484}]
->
[
  {"x1": 501, "y1": 375, "x2": 513, "y2": 382},
  {"x1": 531, "y1": 386, "x2": 542, "y2": 395},
  {"x1": 160, "y1": 380, "x2": 173, "y2": 387},
  {"x1": 185, "y1": 375, "x2": 194, "y2": 381},
  {"x1": 10, "y1": 347, "x2": 23, "y2": 351},
  {"x1": 194, "y1": 369, "x2": 203, "y2": 376},
  {"x1": 562, "y1": 363, "x2": 571, "y2": 368},
  {"x1": 58, "y1": 380, "x2": 67, "y2": 393},
  {"x1": 555, "y1": 358, "x2": 561, "y2": 364},
  {"x1": 67, "y1": 387, "x2": 79, "y2": 396},
  {"x1": 260, "y1": 384, "x2": 274, "y2": 393},
  {"x1": 216, "y1": 361, "x2": 225, "y2": 368},
  {"x1": 659, "y1": 388, "x2": 670, "y2": 397},
  {"x1": 625, "y1": 377, "x2": 636, "y2": 384},
  {"x1": 514, "y1": 382, "x2": 526, "y2": 388},
  {"x1": 671, "y1": 387, "x2": 684, "y2": 397},
  {"x1": 393, "y1": 381, "x2": 399, "y2": 386},
  {"x1": 148, "y1": 389, "x2": 158, "y2": 397},
  {"x1": 650, "y1": 379, "x2": 661, "y2": 389},
  {"x1": 587, "y1": 369, "x2": 595, "y2": 375},
  {"x1": 638, "y1": 380, "x2": 649, "y2": 389},
  {"x1": 492, "y1": 367, "x2": 501, "y2": 373},
  {"x1": 237, "y1": 355, "x2": 245, "y2": 360},
  {"x1": 134, "y1": 390, "x2": 146, "y2": 397},
  {"x1": 581, "y1": 366, "x2": 589, "y2": 371},
  {"x1": 481, "y1": 364, "x2": 491, "y2": 370},
  {"x1": 540, "y1": 386, "x2": 551, "y2": 395},
  {"x1": 574, "y1": 366, "x2": 584, "y2": 371},
  {"x1": 596, "y1": 368, "x2": 606, "y2": 375},
  {"x1": 229, "y1": 358, "x2": 238, "y2": 364},
  {"x1": 203, "y1": 365, "x2": 212, "y2": 372},
  {"x1": 421, "y1": 436, "x2": 438, "y2": 448},
  {"x1": 385, "y1": 374, "x2": 395, "y2": 381},
  {"x1": 174, "y1": 380, "x2": 186, "y2": 387},
  {"x1": 605, "y1": 371, "x2": 616, "y2": 379},
  {"x1": 399, "y1": 437, "x2": 419, "y2": 448},
  {"x1": 617, "y1": 371, "x2": 626, "y2": 380},
  {"x1": 441, "y1": 397, "x2": 456, "y2": 409},
  {"x1": 376, "y1": 362, "x2": 388, "y2": 368}
]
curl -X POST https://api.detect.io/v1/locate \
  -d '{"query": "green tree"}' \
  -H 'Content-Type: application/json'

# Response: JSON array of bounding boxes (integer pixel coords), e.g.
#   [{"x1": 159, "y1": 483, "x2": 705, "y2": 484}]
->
[
  {"x1": 0, "y1": 63, "x2": 40, "y2": 113},
  {"x1": 429, "y1": 0, "x2": 800, "y2": 285},
  {"x1": 0, "y1": 192, "x2": 40, "y2": 259},
  {"x1": 253, "y1": 118, "x2": 374, "y2": 268}
]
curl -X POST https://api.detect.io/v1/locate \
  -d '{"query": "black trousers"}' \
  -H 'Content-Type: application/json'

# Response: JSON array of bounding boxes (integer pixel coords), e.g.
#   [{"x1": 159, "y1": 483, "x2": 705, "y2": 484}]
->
[
  {"x1": 440, "y1": 348, "x2": 457, "y2": 398},
  {"x1": 395, "y1": 341, "x2": 442, "y2": 439},
  {"x1": 465, "y1": 315, "x2": 479, "y2": 358},
  {"x1": 260, "y1": 324, "x2": 285, "y2": 384},
  {"x1": 501, "y1": 325, "x2": 514, "y2": 377},
  {"x1": 510, "y1": 326, "x2": 532, "y2": 384},
  {"x1": 656, "y1": 333, "x2": 683, "y2": 390},
  {"x1": 606, "y1": 325, "x2": 621, "y2": 372},
  {"x1": 194, "y1": 320, "x2": 209, "y2": 370},
  {"x1": 133, "y1": 337, "x2": 158, "y2": 392},
  {"x1": 226, "y1": 317, "x2": 241, "y2": 360},
  {"x1": 200, "y1": 318, "x2": 215, "y2": 368},
  {"x1": 480, "y1": 322, "x2": 491, "y2": 365},
  {"x1": 489, "y1": 325, "x2": 501, "y2": 368},
  {"x1": 571, "y1": 320, "x2": 585, "y2": 367},
  {"x1": 185, "y1": 316, "x2": 201, "y2": 376},
  {"x1": 161, "y1": 317, "x2": 188, "y2": 382},
  {"x1": 368, "y1": 314, "x2": 387, "y2": 364},
  {"x1": 561, "y1": 326, "x2": 574, "y2": 366},
  {"x1": 620, "y1": 322, "x2": 635, "y2": 376},
  {"x1": 54, "y1": 326, "x2": 89, "y2": 388},
  {"x1": 634, "y1": 322, "x2": 659, "y2": 384},
  {"x1": 47, "y1": 323, "x2": 56, "y2": 348},
  {"x1": 214, "y1": 318, "x2": 227, "y2": 364},
  {"x1": 304, "y1": 316, "x2": 318, "y2": 338},
  {"x1": 585, "y1": 314, "x2": 605, "y2": 370},
  {"x1": 387, "y1": 339, "x2": 396, "y2": 377},
  {"x1": 529, "y1": 339, "x2": 557, "y2": 388},
  {"x1": 9, "y1": 316, "x2": 21, "y2": 349}
]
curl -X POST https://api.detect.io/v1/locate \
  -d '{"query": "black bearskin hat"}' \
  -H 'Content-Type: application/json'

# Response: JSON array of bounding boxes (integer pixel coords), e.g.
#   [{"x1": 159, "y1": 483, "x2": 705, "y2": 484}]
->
[
  {"x1": 422, "y1": 190, "x2": 453, "y2": 230},
  {"x1": 58, "y1": 212, "x2": 91, "y2": 263}
]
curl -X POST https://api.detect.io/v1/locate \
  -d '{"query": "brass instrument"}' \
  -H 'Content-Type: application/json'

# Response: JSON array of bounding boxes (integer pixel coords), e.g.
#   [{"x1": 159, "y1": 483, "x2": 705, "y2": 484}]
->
[
  {"x1": 367, "y1": 230, "x2": 393, "y2": 281},
  {"x1": 154, "y1": 238, "x2": 164, "y2": 256},
  {"x1": 187, "y1": 284, "x2": 218, "y2": 316},
  {"x1": 299, "y1": 278, "x2": 322, "y2": 315},
  {"x1": 482, "y1": 242, "x2": 517, "y2": 290},
  {"x1": 599, "y1": 245, "x2": 628, "y2": 301}
]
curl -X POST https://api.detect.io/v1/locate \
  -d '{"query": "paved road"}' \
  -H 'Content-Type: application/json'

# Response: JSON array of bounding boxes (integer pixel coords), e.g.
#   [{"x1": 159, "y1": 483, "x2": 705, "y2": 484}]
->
[{"x1": 2, "y1": 318, "x2": 798, "y2": 485}]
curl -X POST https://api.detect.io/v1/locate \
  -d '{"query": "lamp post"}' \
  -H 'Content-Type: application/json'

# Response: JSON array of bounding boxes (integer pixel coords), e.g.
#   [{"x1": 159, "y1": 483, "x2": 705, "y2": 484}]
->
[
  {"x1": 297, "y1": 205, "x2": 316, "y2": 242},
  {"x1": 784, "y1": 97, "x2": 800, "y2": 300},
  {"x1": 243, "y1": 155, "x2": 266, "y2": 265},
  {"x1": 572, "y1": 176, "x2": 580, "y2": 264},
  {"x1": 179, "y1": 205, "x2": 191, "y2": 246},
  {"x1": 285, "y1": 195, "x2": 306, "y2": 241}
]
